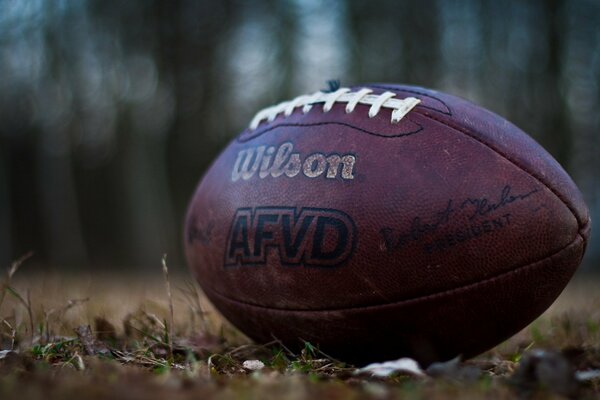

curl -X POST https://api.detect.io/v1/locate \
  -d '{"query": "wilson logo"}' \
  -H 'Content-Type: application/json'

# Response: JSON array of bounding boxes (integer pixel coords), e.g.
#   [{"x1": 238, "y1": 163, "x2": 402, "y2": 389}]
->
[
  {"x1": 232, "y1": 142, "x2": 356, "y2": 182},
  {"x1": 225, "y1": 207, "x2": 356, "y2": 267}
]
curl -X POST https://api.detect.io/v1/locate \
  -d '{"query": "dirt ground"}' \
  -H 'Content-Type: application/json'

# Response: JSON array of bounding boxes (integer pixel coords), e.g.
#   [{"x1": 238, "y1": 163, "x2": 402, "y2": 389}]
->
[{"x1": 1, "y1": 264, "x2": 599, "y2": 400}]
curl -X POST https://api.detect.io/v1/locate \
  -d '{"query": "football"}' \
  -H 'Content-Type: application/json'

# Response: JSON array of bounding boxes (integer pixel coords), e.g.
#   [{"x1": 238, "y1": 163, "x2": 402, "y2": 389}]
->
[{"x1": 184, "y1": 84, "x2": 591, "y2": 365}]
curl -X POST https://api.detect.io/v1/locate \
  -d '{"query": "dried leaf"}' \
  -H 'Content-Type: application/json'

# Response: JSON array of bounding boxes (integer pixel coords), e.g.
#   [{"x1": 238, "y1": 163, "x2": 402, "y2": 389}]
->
[
  {"x1": 72, "y1": 352, "x2": 85, "y2": 371},
  {"x1": 243, "y1": 359, "x2": 265, "y2": 371},
  {"x1": 75, "y1": 325, "x2": 110, "y2": 356},
  {"x1": 0, "y1": 349, "x2": 14, "y2": 360},
  {"x1": 356, "y1": 357, "x2": 425, "y2": 377},
  {"x1": 75, "y1": 325, "x2": 96, "y2": 355},
  {"x1": 576, "y1": 369, "x2": 600, "y2": 382}
]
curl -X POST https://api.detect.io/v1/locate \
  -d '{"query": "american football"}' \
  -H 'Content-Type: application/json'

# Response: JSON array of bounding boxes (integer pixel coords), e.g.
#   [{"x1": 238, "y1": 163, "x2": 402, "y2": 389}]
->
[{"x1": 184, "y1": 84, "x2": 591, "y2": 365}]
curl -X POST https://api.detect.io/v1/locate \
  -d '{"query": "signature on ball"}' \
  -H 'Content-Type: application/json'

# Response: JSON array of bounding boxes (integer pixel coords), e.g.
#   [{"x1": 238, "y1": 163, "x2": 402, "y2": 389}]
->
[{"x1": 380, "y1": 185, "x2": 540, "y2": 254}]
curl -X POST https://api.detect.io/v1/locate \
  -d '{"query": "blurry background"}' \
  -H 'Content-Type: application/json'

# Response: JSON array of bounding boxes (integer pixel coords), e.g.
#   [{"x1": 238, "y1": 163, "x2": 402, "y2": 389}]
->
[{"x1": 0, "y1": 0, "x2": 598, "y2": 272}]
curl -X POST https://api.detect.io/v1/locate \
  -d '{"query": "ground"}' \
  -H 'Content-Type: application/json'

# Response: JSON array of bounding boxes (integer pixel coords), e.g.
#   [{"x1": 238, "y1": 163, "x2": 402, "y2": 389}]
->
[{"x1": 0, "y1": 259, "x2": 599, "y2": 400}]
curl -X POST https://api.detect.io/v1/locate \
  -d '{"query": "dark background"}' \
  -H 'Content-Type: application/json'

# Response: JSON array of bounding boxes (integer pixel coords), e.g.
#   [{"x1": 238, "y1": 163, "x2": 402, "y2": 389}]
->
[{"x1": 0, "y1": 0, "x2": 598, "y2": 272}]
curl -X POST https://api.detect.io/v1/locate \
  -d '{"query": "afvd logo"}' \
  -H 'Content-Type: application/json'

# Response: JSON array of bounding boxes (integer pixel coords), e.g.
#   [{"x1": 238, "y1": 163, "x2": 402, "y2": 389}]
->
[{"x1": 225, "y1": 207, "x2": 356, "y2": 268}]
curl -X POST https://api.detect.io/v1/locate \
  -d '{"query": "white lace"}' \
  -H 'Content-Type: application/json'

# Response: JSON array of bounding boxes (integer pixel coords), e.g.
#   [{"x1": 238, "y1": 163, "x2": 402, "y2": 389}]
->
[{"x1": 249, "y1": 88, "x2": 421, "y2": 130}]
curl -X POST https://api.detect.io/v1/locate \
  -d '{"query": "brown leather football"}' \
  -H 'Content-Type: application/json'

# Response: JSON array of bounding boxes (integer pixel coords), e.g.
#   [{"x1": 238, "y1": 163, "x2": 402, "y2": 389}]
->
[{"x1": 184, "y1": 84, "x2": 591, "y2": 365}]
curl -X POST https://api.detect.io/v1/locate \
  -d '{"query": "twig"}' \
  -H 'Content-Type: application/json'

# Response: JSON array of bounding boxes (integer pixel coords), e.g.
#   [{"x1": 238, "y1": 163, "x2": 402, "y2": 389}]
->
[
  {"x1": 270, "y1": 334, "x2": 297, "y2": 358},
  {"x1": 162, "y1": 254, "x2": 174, "y2": 364},
  {"x1": 299, "y1": 337, "x2": 345, "y2": 365}
]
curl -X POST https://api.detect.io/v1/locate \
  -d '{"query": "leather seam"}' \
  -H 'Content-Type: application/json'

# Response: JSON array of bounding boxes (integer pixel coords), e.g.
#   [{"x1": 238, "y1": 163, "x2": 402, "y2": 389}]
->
[
  {"x1": 236, "y1": 120, "x2": 423, "y2": 143},
  {"x1": 416, "y1": 110, "x2": 584, "y2": 230},
  {"x1": 368, "y1": 84, "x2": 453, "y2": 115},
  {"x1": 203, "y1": 235, "x2": 582, "y2": 314}
]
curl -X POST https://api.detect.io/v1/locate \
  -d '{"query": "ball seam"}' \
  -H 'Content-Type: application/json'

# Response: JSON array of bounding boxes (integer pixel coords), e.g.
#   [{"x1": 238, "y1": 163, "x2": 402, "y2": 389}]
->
[
  {"x1": 236, "y1": 120, "x2": 424, "y2": 143},
  {"x1": 202, "y1": 234, "x2": 583, "y2": 313},
  {"x1": 417, "y1": 110, "x2": 586, "y2": 231}
]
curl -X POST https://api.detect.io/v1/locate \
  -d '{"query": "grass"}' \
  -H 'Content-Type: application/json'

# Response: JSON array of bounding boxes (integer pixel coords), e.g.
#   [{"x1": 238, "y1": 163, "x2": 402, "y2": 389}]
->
[{"x1": 1, "y1": 258, "x2": 599, "y2": 399}]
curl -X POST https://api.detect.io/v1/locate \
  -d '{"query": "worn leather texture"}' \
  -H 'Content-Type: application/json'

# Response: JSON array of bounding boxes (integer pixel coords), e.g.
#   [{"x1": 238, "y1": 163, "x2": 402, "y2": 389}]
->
[{"x1": 184, "y1": 84, "x2": 591, "y2": 365}]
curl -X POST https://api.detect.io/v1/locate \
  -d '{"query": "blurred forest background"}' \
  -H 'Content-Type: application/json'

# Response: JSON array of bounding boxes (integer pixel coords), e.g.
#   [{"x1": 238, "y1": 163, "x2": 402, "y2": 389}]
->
[{"x1": 0, "y1": 0, "x2": 598, "y2": 272}]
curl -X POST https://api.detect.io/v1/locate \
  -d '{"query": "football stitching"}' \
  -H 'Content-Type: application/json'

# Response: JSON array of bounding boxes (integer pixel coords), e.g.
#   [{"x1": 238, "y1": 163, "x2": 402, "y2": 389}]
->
[
  {"x1": 202, "y1": 234, "x2": 583, "y2": 313},
  {"x1": 248, "y1": 88, "x2": 421, "y2": 130},
  {"x1": 418, "y1": 111, "x2": 586, "y2": 230}
]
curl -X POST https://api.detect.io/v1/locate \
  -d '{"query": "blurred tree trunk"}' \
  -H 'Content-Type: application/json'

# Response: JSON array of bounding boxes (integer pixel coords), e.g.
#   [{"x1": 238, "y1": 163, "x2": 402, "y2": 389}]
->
[
  {"x1": 544, "y1": 0, "x2": 571, "y2": 168},
  {"x1": 36, "y1": 1, "x2": 89, "y2": 267},
  {"x1": 37, "y1": 145, "x2": 89, "y2": 266},
  {"x1": 277, "y1": 0, "x2": 299, "y2": 97},
  {"x1": 402, "y1": 0, "x2": 441, "y2": 86},
  {"x1": 166, "y1": 0, "x2": 237, "y2": 247},
  {"x1": 0, "y1": 142, "x2": 11, "y2": 266}
]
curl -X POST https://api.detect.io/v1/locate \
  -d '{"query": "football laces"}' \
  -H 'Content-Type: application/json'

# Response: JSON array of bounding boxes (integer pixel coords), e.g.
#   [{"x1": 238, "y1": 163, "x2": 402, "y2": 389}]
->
[{"x1": 249, "y1": 88, "x2": 421, "y2": 130}]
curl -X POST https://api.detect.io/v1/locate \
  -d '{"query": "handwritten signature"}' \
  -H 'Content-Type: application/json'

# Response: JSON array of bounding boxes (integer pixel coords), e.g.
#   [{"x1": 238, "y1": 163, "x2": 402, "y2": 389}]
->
[
  {"x1": 460, "y1": 185, "x2": 539, "y2": 220},
  {"x1": 380, "y1": 185, "x2": 539, "y2": 251}
]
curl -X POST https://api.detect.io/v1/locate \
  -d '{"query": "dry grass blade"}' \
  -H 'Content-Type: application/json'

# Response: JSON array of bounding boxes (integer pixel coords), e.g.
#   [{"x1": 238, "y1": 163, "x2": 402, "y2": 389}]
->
[
  {"x1": 299, "y1": 337, "x2": 346, "y2": 365},
  {"x1": 4, "y1": 286, "x2": 35, "y2": 344},
  {"x1": 270, "y1": 335, "x2": 297, "y2": 358},
  {"x1": 179, "y1": 280, "x2": 210, "y2": 333},
  {"x1": 0, "y1": 251, "x2": 33, "y2": 312},
  {"x1": 44, "y1": 297, "x2": 90, "y2": 343},
  {"x1": 162, "y1": 254, "x2": 174, "y2": 363},
  {"x1": 112, "y1": 349, "x2": 169, "y2": 369},
  {"x1": 1, "y1": 318, "x2": 17, "y2": 350},
  {"x1": 122, "y1": 309, "x2": 173, "y2": 347},
  {"x1": 7, "y1": 251, "x2": 34, "y2": 280}
]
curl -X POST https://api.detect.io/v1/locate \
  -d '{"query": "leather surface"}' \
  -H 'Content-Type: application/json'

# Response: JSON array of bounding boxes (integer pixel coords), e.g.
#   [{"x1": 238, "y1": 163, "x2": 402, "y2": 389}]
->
[{"x1": 184, "y1": 84, "x2": 591, "y2": 364}]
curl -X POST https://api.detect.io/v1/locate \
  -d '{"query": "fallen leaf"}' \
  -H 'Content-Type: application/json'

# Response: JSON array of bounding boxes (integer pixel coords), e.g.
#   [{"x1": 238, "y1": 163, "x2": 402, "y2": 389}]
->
[
  {"x1": 576, "y1": 369, "x2": 600, "y2": 381},
  {"x1": 243, "y1": 359, "x2": 265, "y2": 371},
  {"x1": 75, "y1": 325, "x2": 110, "y2": 356},
  {"x1": 0, "y1": 349, "x2": 14, "y2": 360},
  {"x1": 75, "y1": 325, "x2": 96, "y2": 355},
  {"x1": 355, "y1": 357, "x2": 425, "y2": 377}
]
